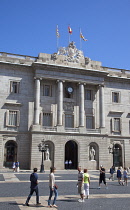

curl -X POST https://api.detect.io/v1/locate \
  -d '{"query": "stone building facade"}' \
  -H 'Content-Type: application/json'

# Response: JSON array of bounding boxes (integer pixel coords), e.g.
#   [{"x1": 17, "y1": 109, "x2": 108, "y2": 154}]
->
[{"x1": 0, "y1": 44, "x2": 130, "y2": 170}]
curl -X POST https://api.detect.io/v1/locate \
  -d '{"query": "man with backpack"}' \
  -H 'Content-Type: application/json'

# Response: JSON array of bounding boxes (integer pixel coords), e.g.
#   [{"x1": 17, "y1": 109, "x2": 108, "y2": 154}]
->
[{"x1": 25, "y1": 168, "x2": 41, "y2": 206}]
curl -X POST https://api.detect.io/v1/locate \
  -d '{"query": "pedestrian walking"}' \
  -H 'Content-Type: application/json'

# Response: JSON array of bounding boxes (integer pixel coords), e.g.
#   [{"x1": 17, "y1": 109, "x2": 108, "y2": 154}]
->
[
  {"x1": 12, "y1": 162, "x2": 15, "y2": 172},
  {"x1": 77, "y1": 166, "x2": 84, "y2": 202},
  {"x1": 109, "y1": 166, "x2": 115, "y2": 181},
  {"x1": 65, "y1": 160, "x2": 68, "y2": 169},
  {"x1": 117, "y1": 167, "x2": 122, "y2": 185},
  {"x1": 48, "y1": 167, "x2": 58, "y2": 208},
  {"x1": 15, "y1": 161, "x2": 19, "y2": 172},
  {"x1": 98, "y1": 165, "x2": 108, "y2": 189},
  {"x1": 69, "y1": 160, "x2": 72, "y2": 169},
  {"x1": 83, "y1": 169, "x2": 90, "y2": 199},
  {"x1": 122, "y1": 167, "x2": 128, "y2": 186},
  {"x1": 25, "y1": 168, "x2": 41, "y2": 206}
]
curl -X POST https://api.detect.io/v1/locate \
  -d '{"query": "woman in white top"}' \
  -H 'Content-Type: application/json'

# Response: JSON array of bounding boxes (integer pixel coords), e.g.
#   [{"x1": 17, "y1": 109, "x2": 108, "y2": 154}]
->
[
  {"x1": 48, "y1": 167, "x2": 58, "y2": 208},
  {"x1": 123, "y1": 167, "x2": 128, "y2": 186}
]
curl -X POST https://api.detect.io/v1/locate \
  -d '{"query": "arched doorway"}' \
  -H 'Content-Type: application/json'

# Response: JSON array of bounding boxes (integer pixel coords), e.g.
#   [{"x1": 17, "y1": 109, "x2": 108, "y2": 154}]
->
[
  {"x1": 65, "y1": 140, "x2": 78, "y2": 169},
  {"x1": 113, "y1": 144, "x2": 122, "y2": 167},
  {"x1": 4, "y1": 141, "x2": 17, "y2": 168}
]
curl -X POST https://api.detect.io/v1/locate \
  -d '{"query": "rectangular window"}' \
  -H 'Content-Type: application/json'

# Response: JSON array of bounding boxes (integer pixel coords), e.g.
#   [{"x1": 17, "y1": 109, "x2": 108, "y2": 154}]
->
[
  {"x1": 65, "y1": 114, "x2": 73, "y2": 128},
  {"x1": 86, "y1": 116, "x2": 93, "y2": 129},
  {"x1": 112, "y1": 92, "x2": 120, "y2": 103},
  {"x1": 114, "y1": 118, "x2": 120, "y2": 132},
  {"x1": 6, "y1": 110, "x2": 20, "y2": 127},
  {"x1": 43, "y1": 113, "x2": 52, "y2": 126},
  {"x1": 43, "y1": 85, "x2": 52, "y2": 96},
  {"x1": 85, "y1": 89, "x2": 92, "y2": 100},
  {"x1": 10, "y1": 81, "x2": 20, "y2": 93}
]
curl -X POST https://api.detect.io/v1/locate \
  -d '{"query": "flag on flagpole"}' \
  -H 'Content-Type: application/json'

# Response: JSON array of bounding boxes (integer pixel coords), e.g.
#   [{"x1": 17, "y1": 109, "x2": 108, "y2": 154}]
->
[
  {"x1": 56, "y1": 25, "x2": 60, "y2": 37},
  {"x1": 68, "y1": 26, "x2": 72, "y2": 34},
  {"x1": 80, "y1": 32, "x2": 87, "y2": 41}
]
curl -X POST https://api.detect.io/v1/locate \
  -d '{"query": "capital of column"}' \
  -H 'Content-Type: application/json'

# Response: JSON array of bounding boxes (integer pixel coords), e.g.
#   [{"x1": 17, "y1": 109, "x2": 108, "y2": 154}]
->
[
  {"x1": 56, "y1": 80, "x2": 65, "y2": 83},
  {"x1": 98, "y1": 84, "x2": 104, "y2": 88},
  {"x1": 78, "y1": 82, "x2": 86, "y2": 86},
  {"x1": 34, "y1": 77, "x2": 42, "y2": 80}
]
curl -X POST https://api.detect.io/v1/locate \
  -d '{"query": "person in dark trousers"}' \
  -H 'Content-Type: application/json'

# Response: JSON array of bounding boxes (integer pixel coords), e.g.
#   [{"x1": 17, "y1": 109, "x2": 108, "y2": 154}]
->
[
  {"x1": 25, "y1": 168, "x2": 41, "y2": 206},
  {"x1": 98, "y1": 165, "x2": 108, "y2": 189},
  {"x1": 117, "y1": 167, "x2": 122, "y2": 185},
  {"x1": 109, "y1": 166, "x2": 115, "y2": 181}
]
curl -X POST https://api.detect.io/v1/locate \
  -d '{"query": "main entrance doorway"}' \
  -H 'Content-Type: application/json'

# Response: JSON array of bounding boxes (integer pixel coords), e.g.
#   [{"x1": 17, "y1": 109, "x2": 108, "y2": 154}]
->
[
  {"x1": 4, "y1": 141, "x2": 17, "y2": 168},
  {"x1": 113, "y1": 144, "x2": 122, "y2": 167},
  {"x1": 65, "y1": 140, "x2": 78, "y2": 169}
]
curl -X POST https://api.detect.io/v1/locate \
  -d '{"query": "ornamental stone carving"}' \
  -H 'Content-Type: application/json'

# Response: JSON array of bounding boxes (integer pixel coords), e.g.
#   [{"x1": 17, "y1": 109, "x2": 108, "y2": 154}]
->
[{"x1": 64, "y1": 102, "x2": 74, "y2": 111}]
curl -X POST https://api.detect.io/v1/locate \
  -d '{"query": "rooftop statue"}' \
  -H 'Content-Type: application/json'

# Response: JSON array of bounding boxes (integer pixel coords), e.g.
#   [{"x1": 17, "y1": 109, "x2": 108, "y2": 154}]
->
[{"x1": 56, "y1": 41, "x2": 85, "y2": 63}]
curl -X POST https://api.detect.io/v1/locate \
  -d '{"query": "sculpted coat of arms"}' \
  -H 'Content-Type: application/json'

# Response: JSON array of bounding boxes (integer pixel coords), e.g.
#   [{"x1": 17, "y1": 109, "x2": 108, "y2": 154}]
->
[{"x1": 57, "y1": 41, "x2": 84, "y2": 63}]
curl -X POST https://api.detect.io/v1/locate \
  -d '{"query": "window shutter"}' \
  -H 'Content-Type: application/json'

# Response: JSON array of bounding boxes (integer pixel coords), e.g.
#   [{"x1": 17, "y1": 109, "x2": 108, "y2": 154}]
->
[
  {"x1": 10, "y1": 81, "x2": 13, "y2": 93},
  {"x1": 93, "y1": 116, "x2": 95, "y2": 129},
  {"x1": 50, "y1": 85, "x2": 52, "y2": 97},
  {"x1": 39, "y1": 112, "x2": 43, "y2": 125},
  {"x1": 17, "y1": 111, "x2": 20, "y2": 126},
  {"x1": 120, "y1": 118, "x2": 122, "y2": 132},
  {"x1": 6, "y1": 110, "x2": 9, "y2": 126},
  {"x1": 17, "y1": 82, "x2": 20, "y2": 93},
  {"x1": 111, "y1": 118, "x2": 114, "y2": 132}
]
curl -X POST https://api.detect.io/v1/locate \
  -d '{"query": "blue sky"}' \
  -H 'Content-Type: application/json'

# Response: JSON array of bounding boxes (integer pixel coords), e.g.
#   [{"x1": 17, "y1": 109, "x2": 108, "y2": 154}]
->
[{"x1": 0, "y1": 0, "x2": 130, "y2": 69}]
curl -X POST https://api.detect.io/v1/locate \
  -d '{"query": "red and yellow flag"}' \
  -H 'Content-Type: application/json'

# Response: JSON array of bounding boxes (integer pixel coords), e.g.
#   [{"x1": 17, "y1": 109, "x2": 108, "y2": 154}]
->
[
  {"x1": 80, "y1": 32, "x2": 88, "y2": 41},
  {"x1": 68, "y1": 26, "x2": 72, "y2": 34}
]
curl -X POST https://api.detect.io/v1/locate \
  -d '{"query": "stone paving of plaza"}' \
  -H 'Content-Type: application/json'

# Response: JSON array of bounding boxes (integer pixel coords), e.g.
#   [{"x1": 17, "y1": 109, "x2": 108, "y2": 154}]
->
[{"x1": 0, "y1": 170, "x2": 130, "y2": 210}]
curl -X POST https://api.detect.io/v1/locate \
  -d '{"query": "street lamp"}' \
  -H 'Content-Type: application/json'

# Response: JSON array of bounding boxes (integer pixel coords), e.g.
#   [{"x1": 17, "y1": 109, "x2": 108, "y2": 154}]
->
[
  {"x1": 38, "y1": 139, "x2": 48, "y2": 173},
  {"x1": 108, "y1": 143, "x2": 120, "y2": 154}
]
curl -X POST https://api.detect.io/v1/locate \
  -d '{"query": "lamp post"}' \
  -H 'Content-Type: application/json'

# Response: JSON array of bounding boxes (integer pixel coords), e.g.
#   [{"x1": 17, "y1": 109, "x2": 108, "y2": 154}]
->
[
  {"x1": 108, "y1": 143, "x2": 120, "y2": 167},
  {"x1": 38, "y1": 139, "x2": 48, "y2": 173}
]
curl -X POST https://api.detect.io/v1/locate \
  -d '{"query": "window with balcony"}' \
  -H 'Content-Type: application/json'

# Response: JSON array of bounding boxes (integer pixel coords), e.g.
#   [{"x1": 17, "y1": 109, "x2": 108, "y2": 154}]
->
[
  {"x1": 65, "y1": 114, "x2": 73, "y2": 128},
  {"x1": 6, "y1": 110, "x2": 20, "y2": 127},
  {"x1": 43, "y1": 113, "x2": 52, "y2": 126},
  {"x1": 10, "y1": 81, "x2": 20, "y2": 94},
  {"x1": 112, "y1": 92, "x2": 120, "y2": 103},
  {"x1": 86, "y1": 116, "x2": 93, "y2": 129},
  {"x1": 85, "y1": 89, "x2": 92, "y2": 100},
  {"x1": 43, "y1": 85, "x2": 52, "y2": 96}
]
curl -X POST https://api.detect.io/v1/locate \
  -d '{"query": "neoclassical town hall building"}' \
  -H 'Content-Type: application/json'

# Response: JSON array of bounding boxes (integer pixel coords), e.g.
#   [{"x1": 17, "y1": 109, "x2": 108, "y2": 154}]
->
[{"x1": 0, "y1": 42, "x2": 130, "y2": 170}]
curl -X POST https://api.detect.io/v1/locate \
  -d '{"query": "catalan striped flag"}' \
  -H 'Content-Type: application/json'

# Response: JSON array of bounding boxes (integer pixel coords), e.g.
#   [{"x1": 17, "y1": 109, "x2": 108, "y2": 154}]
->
[
  {"x1": 56, "y1": 25, "x2": 60, "y2": 37},
  {"x1": 80, "y1": 32, "x2": 88, "y2": 41},
  {"x1": 68, "y1": 26, "x2": 72, "y2": 34}
]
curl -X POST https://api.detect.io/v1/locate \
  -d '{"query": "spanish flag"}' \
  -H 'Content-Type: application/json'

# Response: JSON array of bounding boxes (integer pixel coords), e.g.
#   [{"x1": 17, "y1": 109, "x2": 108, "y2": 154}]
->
[
  {"x1": 68, "y1": 26, "x2": 72, "y2": 34},
  {"x1": 80, "y1": 32, "x2": 87, "y2": 41}
]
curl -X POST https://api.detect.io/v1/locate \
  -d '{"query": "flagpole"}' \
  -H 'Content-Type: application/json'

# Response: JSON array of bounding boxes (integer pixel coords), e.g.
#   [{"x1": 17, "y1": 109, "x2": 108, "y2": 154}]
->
[
  {"x1": 80, "y1": 28, "x2": 82, "y2": 51},
  {"x1": 57, "y1": 34, "x2": 59, "y2": 52},
  {"x1": 79, "y1": 28, "x2": 81, "y2": 50},
  {"x1": 68, "y1": 25, "x2": 70, "y2": 43},
  {"x1": 56, "y1": 25, "x2": 59, "y2": 52}
]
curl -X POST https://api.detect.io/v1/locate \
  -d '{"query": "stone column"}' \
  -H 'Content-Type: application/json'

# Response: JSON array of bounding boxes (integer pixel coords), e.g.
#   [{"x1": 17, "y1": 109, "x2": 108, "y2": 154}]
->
[
  {"x1": 99, "y1": 85, "x2": 105, "y2": 128},
  {"x1": 79, "y1": 83, "x2": 85, "y2": 127},
  {"x1": 57, "y1": 80, "x2": 63, "y2": 125},
  {"x1": 34, "y1": 78, "x2": 41, "y2": 125}
]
